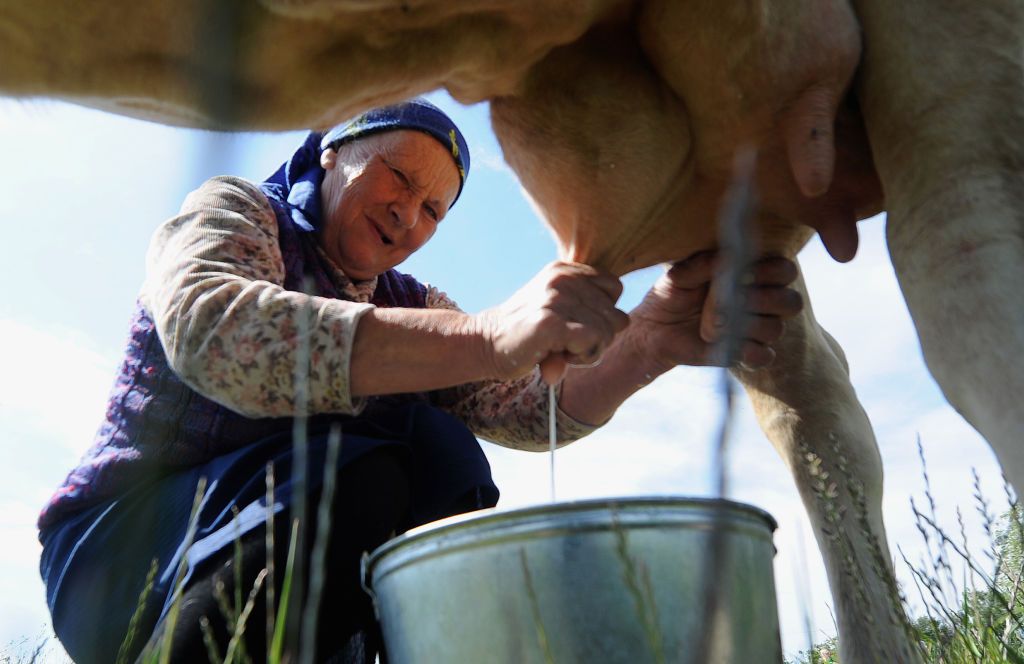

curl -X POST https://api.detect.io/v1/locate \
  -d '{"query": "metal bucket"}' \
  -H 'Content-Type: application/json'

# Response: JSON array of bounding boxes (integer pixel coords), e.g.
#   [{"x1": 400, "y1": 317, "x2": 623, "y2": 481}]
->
[{"x1": 362, "y1": 496, "x2": 781, "y2": 663}]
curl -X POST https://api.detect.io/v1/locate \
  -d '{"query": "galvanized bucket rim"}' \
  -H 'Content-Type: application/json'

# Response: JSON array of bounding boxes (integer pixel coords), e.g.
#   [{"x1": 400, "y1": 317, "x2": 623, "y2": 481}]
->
[{"x1": 364, "y1": 495, "x2": 776, "y2": 586}]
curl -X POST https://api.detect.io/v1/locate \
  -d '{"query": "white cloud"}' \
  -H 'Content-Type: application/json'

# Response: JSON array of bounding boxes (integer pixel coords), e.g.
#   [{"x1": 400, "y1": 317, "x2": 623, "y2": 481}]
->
[
  {"x1": 474, "y1": 145, "x2": 515, "y2": 175},
  {"x1": 799, "y1": 218, "x2": 924, "y2": 388},
  {"x1": 0, "y1": 318, "x2": 117, "y2": 458},
  {"x1": 0, "y1": 520, "x2": 58, "y2": 659},
  {"x1": 0, "y1": 318, "x2": 116, "y2": 657}
]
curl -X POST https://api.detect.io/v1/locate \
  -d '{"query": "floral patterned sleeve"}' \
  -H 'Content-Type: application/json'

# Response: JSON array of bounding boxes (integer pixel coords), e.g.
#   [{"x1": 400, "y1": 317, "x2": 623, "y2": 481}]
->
[
  {"x1": 141, "y1": 176, "x2": 373, "y2": 418},
  {"x1": 424, "y1": 287, "x2": 599, "y2": 452}
]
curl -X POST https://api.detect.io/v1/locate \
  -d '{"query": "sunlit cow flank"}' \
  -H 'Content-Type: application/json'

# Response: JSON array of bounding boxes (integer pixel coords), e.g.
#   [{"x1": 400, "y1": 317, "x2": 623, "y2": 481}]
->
[{"x1": 5, "y1": 0, "x2": 1022, "y2": 661}]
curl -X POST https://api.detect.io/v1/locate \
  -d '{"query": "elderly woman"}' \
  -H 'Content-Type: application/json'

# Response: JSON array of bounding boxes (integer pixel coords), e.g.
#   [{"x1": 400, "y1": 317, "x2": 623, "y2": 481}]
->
[{"x1": 37, "y1": 99, "x2": 801, "y2": 663}]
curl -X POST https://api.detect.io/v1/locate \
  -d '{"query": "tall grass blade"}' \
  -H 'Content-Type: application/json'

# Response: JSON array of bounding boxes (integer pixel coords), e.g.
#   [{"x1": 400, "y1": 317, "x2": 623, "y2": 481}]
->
[
  {"x1": 610, "y1": 509, "x2": 665, "y2": 664},
  {"x1": 270, "y1": 519, "x2": 301, "y2": 664},
  {"x1": 287, "y1": 276, "x2": 315, "y2": 654},
  {"x1": 791, "y1": 519, "x2": 817, "y2": 660},
  {"x1": 115, "y1": 557, "x2": 159, "y2": 664},
  {"x1": 212, "y1": 579, "x2": 236, "y2": 636},
  {"x1": 299, "y1": 423, "x2": 343, "y2": 664},
  {"x1": 199, "y1": 616, "x2": 224, "y2": 664},
  {"x1": 265, "y1": 462, "x2": 276, "y2": 660},
  {"x1": 519, "y1": 549, "x2": 555, "y2": 664},
  {"x1": 697, "y1": 146, "x2": 756, "y2": 664},
  {"x1": 223, "y1": 568, "x2": 268, "y2": 664},
  {"x1": 138, "y1": 476, "x2": 207, "y2": 664},
  {"x1": 232, "y1": 510, "x2": 244, "y2": 637}
]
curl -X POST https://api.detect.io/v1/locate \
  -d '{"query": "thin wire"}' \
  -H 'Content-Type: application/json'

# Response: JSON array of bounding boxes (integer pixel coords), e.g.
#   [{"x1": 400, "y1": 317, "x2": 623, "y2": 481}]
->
[{"x1": 549, "y1": 383, "x2": 557, "y2": 502}]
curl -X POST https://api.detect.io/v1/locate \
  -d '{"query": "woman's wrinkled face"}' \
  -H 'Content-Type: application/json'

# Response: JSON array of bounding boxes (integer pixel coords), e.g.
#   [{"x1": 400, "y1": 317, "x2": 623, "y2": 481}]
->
[{"x1": 319, "y1": 130, "x2": 461, "y2": 281}]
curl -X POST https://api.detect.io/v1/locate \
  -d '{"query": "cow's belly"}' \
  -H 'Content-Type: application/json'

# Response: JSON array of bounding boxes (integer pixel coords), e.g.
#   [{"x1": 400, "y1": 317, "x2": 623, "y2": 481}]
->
[{"x1": 1, "y1": 0, "x2": 628, "y2": 128}]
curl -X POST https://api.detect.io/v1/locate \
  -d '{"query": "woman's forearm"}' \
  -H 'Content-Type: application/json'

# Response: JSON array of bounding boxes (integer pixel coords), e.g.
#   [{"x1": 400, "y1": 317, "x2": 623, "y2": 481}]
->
[
  {"x1": 352, "y1": 260, "x2": 630, "y2": 399},
  {"x1": 349, "y1": 307, "x2": 495, "y2": 396},
  {"x1": 350, "y1": 302, "x2": 660, "y2": 425}
]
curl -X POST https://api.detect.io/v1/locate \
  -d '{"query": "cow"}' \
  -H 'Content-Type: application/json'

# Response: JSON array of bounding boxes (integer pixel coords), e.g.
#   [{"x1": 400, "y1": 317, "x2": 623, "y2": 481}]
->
[{"x1": 4, "y1": 0, "x2": 1019, "y2": 660}]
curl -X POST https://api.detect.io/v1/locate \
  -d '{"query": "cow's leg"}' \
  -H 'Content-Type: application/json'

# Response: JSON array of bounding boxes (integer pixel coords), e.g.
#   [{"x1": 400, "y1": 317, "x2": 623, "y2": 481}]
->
[
  {"x1": 853, "y1": 0, "x2": 1024, "y2": 489},
  {"x1": 735, "y1": 265, "x2": 920, "y2": 664}
]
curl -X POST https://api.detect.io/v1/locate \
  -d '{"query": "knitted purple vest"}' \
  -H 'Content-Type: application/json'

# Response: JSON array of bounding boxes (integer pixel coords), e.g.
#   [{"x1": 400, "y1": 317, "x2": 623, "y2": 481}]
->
[{"x1": 39, "y1": 196, "x2": 426, "y2": 530}]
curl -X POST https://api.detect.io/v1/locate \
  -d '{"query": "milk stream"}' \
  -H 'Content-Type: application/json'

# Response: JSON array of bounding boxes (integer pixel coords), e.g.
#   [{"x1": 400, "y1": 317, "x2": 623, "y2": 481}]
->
[{"x1": 549, "y1": 384, "x2": 557, "y2": 502}]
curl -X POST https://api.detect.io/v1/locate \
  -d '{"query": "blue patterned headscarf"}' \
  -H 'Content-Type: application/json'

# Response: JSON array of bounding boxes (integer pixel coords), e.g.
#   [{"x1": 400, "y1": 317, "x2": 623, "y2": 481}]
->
[
  {"x1": 261, "y1": 99, "x2": 471, "y2": 234},
  {"x1": 323, "y1": 98, "x2": 470, "y2": 194}
]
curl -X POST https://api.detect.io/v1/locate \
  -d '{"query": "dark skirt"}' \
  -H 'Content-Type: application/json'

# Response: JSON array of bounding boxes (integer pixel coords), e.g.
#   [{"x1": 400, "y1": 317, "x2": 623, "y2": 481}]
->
[{"x1": 39, "y1": 402, "x2": 499, "y2": 664}]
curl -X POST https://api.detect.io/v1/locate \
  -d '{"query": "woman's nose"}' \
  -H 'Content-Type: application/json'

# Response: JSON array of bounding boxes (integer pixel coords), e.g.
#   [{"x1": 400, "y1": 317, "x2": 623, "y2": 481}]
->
[{"x1": 389, "y1": 196, "x2": 419, "y2": 230}]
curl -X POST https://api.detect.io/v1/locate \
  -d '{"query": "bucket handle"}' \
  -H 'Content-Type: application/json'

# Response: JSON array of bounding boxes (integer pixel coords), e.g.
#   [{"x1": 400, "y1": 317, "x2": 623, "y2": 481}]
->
[{"x1": 360, "y1": 551, "x2": 381, "y2": 619}]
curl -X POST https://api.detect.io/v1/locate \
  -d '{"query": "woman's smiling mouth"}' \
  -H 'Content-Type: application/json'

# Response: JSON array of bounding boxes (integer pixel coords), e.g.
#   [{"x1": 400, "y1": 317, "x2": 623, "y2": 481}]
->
[{"x1": 368, "y1": 216, "x2": 394, "y2": 245}]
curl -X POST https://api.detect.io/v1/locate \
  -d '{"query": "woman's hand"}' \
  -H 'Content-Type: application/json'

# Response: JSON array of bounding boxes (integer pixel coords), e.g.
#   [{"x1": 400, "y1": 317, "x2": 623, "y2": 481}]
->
[
  {"x1": 476, "y1": 261, "x2": 630, "y2": 384},
  {"x1": 628, "y1": 252, "x2": 804, "y2": 373}
]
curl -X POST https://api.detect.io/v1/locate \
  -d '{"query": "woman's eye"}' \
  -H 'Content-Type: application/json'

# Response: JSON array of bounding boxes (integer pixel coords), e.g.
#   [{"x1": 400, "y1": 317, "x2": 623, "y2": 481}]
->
[{"x1": 389, "y1": 166, "x2": 409, "y2": 185}]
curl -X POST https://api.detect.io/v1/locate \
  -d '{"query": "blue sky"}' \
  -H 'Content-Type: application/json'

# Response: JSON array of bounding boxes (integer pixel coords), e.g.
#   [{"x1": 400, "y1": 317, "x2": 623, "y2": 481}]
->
[{"x1": 0, "y1": 94, "x2": 1008, "y2": 660}]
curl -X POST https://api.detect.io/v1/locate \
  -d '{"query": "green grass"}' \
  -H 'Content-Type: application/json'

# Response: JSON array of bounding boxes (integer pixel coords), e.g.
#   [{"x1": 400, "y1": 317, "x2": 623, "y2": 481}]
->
[
  {"x1": 788, "y1": 443, "x2": 1024, "y2": 664},
  {"x1": 144, "y1": 432, "x2": 342, "y2": 664}
]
